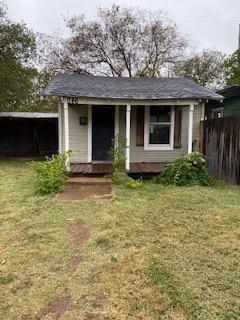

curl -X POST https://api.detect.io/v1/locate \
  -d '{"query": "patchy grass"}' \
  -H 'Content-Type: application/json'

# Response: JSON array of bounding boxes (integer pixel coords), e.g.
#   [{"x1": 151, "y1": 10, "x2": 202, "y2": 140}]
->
[{"x1": 1, "y1": 161, "x2": 240, "y2": 319}]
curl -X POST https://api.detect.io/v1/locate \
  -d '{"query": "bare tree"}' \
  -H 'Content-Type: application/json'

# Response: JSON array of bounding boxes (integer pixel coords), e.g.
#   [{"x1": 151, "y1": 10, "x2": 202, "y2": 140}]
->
[
  {"x1": 173, "y1": 50, "x2": 226, "y2": 88},
  {"x1": 48, "y1": 5, "x2": 187, "y2": 77}
]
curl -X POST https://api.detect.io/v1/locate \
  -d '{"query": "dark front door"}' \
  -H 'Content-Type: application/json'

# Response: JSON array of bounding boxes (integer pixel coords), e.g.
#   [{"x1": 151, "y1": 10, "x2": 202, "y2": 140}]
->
[{"x1": 92, "y1": 106, "x2": 115, "y2": 161}]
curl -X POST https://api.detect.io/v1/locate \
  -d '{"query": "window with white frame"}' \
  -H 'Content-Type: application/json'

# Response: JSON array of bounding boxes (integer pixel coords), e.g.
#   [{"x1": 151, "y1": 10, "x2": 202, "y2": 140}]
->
[
  {"x1": 211, "y1": 107, "x2": 224, "y2": 119},
  {"x1": 144, "y1": 106, "x2": 174, "y2": 150}
]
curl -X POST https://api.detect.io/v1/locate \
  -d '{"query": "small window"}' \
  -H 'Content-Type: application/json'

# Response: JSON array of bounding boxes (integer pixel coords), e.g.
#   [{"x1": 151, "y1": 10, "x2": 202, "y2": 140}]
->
[
  {"x1": 211, "y1": 107, "x2": 224, "y2": 119},
  {"x1": 149, "y1": 106, "x2": 171, "y2": 144},
  {"x1": 144, "y1": 106, "x2": 174, "y2": 150}
]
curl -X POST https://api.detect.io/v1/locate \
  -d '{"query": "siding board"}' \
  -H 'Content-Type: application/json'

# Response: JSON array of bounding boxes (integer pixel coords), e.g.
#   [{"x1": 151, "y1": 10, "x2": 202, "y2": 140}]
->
[
  {"x1": 130, "y1": 105, "x2": 201, "y2": 162},
  {"x1": 65, "y1": 104, "x2": 202, "y2": 163},
  {"x1": 69, "y1": 104, "x2": 88, "y2": 163}
]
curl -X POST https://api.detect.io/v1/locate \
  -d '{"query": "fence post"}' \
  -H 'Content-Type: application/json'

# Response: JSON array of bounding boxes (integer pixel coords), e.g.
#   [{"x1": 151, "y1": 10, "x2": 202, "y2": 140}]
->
[{"x1": 199, "y1": 120, "x2": 204, "y2": 154}]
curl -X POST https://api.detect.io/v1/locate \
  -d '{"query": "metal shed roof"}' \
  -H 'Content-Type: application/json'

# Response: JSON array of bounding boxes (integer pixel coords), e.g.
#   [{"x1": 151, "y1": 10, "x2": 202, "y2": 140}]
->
[
  {"x1": 0, "y1": 112, "x2": 58, "y2": 119},
  {"x1": 42, "y1": 74, "x2": 223, "y2": 101}
]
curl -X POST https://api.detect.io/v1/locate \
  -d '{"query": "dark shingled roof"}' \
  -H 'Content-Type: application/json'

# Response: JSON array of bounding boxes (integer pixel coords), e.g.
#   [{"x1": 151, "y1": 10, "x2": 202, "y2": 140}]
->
[
  {"x1": 42, "y1": 74, "x2": 223, "y2": 101},
  {"x1": 216, "y1": 85, "x2": 240, "y2": 99}
]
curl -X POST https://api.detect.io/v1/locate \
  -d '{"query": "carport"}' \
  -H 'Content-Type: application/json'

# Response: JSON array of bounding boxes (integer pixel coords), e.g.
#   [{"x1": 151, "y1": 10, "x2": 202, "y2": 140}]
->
[{"x1": 0, "y1": 112, "x2": 58, "y2": 157}]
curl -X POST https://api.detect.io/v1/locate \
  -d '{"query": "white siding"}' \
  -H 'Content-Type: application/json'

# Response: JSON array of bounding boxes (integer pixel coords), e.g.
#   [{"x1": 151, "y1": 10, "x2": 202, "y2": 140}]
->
[
  {"x1": 123, "y1": 105, "x2": 202, "y2": 163},
  {"x1": 68, "y1": 104, "x2": 88, "y2": 163},
  {"x1": 192, "y1": 103, "x2": 202, "y2": 151},
  {"x1": 59, "y1": 103, "x2": 65, "y2": 153},
  {"x1": 63, "y1": 103, "x2": 202, "y2": 163}
]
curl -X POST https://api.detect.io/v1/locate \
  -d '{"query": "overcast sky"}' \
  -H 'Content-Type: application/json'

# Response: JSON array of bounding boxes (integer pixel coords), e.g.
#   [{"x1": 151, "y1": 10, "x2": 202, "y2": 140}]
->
[{"x1": 5, "y1": 0, "x2": 240, "y2": 54}]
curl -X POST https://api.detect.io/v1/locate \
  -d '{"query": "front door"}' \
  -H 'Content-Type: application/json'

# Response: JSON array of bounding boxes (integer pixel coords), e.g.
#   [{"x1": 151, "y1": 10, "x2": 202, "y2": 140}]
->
[{"x1": 92, "y1": 106, "x2": 115, "y2": 161}]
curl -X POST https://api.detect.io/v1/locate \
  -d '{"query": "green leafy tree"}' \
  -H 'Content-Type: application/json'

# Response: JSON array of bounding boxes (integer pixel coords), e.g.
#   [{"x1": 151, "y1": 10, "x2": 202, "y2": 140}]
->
[
  {"x1": 29, "y1": 68, "x2": 58, "y2": 112},
  {"x1": 223, "y1": 49, "x2": 240, "y2": 86},
  {"x1": 173, "y1": 50, "x2": 225, "y2": 88},
  {"x1": 0, "y1": 1, "x2": 39, "y2": 111}
]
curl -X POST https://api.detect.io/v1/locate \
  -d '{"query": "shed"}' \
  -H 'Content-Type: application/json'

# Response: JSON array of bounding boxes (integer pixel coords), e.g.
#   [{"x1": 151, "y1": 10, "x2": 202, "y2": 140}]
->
[{"x1": 0, "y1": 112, "x2": 58, "y2": 157}]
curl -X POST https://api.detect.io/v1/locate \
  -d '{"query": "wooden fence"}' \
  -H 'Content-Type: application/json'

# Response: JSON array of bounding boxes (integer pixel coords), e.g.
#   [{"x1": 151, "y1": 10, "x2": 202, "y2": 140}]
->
[{"x1": 203, "y1": 117, "x2": 240, "y2": 185}]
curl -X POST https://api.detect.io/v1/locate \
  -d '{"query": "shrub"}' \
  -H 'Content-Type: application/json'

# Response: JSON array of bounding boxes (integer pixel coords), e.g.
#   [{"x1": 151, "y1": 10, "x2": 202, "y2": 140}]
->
[
  {"x1": 153, "y1": 152, "x2": 211, "y2": 186},
  {"x1": 110, "y1": 173, "x2": 122, "y2": 185},
  {"x1": 109, "y1": 134, "x2": 126, "y2": 172},
  {"x1": 126, "y1": 177, "x2": 143, "y2": 189},
  {"x1": 31, "y1": 153, "x2": 68, "y2": 194}
]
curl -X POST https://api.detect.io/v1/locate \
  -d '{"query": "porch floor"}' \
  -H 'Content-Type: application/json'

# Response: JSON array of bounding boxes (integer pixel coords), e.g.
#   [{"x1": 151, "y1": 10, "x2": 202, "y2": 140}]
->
[{"x1": 70, "y1": 162, "x2": 166, "y2": 175}]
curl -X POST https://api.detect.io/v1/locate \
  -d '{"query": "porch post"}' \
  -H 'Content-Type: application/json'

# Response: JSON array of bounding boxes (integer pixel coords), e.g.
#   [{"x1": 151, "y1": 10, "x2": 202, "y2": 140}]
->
[
  {"x1": 58, "y1": 100, "x2": 63, "y2": 154},
  {"x1": 114, "y1": 105, "x2": 120, "y2": 152},
  {"x1": 115, "y1": 105, "x2": 119, "y2": 137},
  {"x1": 188, "y1": 103, "x2": 194, "y2": 154},
  {"x1": 201, "y1": 102, "x2": 205, "y2": 121},
  {"x1": 126, "y1": 104, "x2": 131, "y2": 171},
  {"x1": 88, "y1": 105, "x2": 92, "y2": 163},
  {"x1": 63, "y1": 97, "x2": 70, "y2": 171}
]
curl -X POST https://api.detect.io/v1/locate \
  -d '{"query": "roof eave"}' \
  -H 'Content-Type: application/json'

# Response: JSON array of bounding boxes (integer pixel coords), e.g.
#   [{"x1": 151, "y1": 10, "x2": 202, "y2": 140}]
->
[{"x1": 41, "y1": 91, "x2": 223, "y2": 102}]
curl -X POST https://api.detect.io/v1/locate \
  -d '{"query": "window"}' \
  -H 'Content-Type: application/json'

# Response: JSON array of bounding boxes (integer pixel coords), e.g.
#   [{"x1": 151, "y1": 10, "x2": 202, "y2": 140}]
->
[
  {"x1": 144, "y1": 106, "x2": 174, "y2": 150},
  {"x1": 211, "y1": 107, "x2": 224, "y2": 119}
]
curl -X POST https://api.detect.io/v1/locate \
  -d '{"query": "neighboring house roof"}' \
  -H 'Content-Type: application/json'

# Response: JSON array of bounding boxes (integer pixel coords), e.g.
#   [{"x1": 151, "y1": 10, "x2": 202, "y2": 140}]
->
[
  {"x1": 42, "y1": 74, "x2": 223, "y2": 101},
  {"x1": 216, "y1": 85, "x2": 240, "y2": 99},
  {"x1": 0, "y1": 112, "x2": 58, "y2": 119},
  {"x1": 206, "y1": 85, "x2": 240, "y2": 118}
]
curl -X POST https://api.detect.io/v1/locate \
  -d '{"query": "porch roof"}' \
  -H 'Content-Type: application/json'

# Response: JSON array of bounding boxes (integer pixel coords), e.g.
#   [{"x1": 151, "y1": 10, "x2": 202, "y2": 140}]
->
[{"x1": 42, "y1": 74, "x2": 223, "y2": 101}]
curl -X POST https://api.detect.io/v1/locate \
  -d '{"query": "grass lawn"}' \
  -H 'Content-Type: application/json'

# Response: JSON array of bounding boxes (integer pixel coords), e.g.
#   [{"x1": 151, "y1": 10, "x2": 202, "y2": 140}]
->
[{"x1": 1, "y1": 161, "x2": 240, "y2": 320}]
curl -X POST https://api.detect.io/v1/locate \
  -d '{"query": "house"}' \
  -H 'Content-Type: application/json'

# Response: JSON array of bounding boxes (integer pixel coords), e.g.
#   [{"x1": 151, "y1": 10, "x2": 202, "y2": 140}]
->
[
  {"x1": 0, "y1": 112, "x2": 58, "y2": 157},
  {"x1": 206, "y1": 85, "x2": 240, "y2": 119},
  {"x1": 42, "y1": 74, "x2": 223, "y2": 174}
]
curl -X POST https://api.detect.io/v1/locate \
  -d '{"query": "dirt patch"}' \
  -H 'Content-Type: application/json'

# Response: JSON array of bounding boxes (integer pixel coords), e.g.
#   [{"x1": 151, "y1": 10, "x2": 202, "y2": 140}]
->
[
  {"x1": 93, "y1": 293, "x2": 105, "y2": 307},
  {"x1": 10, "y1": 229, "x2": 25, "y2": 242},
  {"x1": 57, "y1": 187, "x2": 112, "y2": 201},
  {"x1": 85, "y1": 293, "x2": 105, "y2": 319},
  {"x1": 86, "y1": 313, "x2": 100, "y2": 320},
  {"x1": 70, "y1": 253, "x2": 85, "y2": 266},
  {"x1": 34, "y1": 295, "x2": 73, "y2": 320},
  {"x1": 69, "y1": 222, "x2": 90, "y2": 245}
]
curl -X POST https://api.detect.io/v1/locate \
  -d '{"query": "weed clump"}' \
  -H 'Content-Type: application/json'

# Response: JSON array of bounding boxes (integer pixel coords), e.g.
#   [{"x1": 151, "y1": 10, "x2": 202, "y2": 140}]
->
[
  {"x1": 154, "y1": 152, "x2": 211, "y2": 186},
  {"x1": 31, "y1": 153, "x2": 68, "y2": 194}
]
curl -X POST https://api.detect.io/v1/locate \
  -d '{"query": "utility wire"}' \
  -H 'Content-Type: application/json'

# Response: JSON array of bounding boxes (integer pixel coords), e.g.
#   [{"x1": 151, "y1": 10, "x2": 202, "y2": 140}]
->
[{"x1": 24, "y1": 19, "x2": 240, "y2": 25}]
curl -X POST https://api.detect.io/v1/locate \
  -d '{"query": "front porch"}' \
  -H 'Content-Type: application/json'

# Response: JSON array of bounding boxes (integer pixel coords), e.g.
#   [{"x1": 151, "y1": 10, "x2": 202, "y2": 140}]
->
[
  {"x1": 70, "y1": 162, "x2": 166, "y2": 175},
  {"x1": 59, "y1": 98, "x2": 199, "y2": 173},
  {"x1": 42, "y1": 74, "x2": 224, "y2": 175}
]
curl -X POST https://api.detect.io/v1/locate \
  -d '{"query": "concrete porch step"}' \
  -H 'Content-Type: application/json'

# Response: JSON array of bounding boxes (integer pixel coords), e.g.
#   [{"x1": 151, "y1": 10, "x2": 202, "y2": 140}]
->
[
  {"x1": 66, "y1": 177, "x2": 112, "y2": 187},
  {"x1": 58, "y1": 186, "x2": 112, "y2": 201}
]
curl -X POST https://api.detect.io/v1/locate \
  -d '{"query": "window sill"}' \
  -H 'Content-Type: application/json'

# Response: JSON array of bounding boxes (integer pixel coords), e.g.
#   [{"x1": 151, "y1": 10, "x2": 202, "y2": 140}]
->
[{"x1": 144, "y1": 145, "x2": 174, "y2": 151}]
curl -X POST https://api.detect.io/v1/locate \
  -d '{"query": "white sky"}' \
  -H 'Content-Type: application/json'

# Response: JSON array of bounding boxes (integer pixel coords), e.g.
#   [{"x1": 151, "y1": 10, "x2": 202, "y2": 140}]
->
[{"x1": 5, "y1": 0, "x2": 240, "y2": 54}]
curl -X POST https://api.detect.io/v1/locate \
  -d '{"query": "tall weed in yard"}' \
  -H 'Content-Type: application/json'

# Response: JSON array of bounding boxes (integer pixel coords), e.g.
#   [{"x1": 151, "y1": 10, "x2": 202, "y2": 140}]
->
[
  {"x1": 108, "y1": 135, "x2": 128, "y2": 184},
  {"x1": 31, "y1": 153, "x2": 68, "y2": 194},
  {"x1": 126, "y1": 177, "x2": 143, "y2": 189},
  {"x1": 154, "y1": 152, "x2": 211, "y2": 186},
  {"x1": 109, "y1": 134, "x2": 126, "y2": 172}
]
